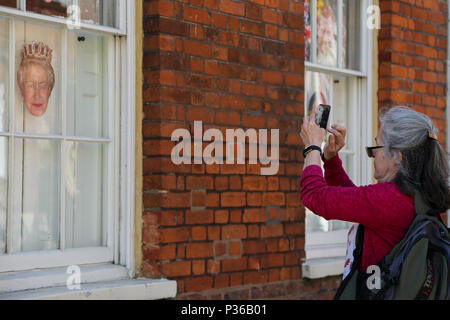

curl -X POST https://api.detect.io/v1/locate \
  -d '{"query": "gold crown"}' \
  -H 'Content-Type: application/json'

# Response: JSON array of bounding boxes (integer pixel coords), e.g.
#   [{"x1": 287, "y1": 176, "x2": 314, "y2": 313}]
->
[{"x1": 20, "y1": 41, "x2": 53, "y2": 64}]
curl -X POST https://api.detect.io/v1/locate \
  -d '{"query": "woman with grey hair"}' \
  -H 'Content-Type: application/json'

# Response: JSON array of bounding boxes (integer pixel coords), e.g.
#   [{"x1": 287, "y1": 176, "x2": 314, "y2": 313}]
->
[{"x1": 299, "y1": 106, "x2": 450, "y2": 296}]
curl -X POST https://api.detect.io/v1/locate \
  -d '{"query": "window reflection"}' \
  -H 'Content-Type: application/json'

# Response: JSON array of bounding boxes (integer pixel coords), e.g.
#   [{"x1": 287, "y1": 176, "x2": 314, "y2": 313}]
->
[
  {"x1": 79, "y1": 0, "x2": 117, "y2": 28},
  {"x1": 26, "y1": 0, "x2": 69, "y2": 18},
  {"x1": 0, "y1": 0, "x2": 17, "y2": 9},
  {"x1": 19, "y1": 138, "x2": 60, "y2": 252}
]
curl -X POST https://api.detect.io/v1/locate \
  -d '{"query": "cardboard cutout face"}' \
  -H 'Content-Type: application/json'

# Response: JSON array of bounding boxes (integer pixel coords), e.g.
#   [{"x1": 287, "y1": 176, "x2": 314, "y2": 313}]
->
[
  {"x1": 17, "y1": 41, "x2": 54, "y2": 117},
  {"x1": 22, "y1": 63, "x2": 50, "y2": 117}
]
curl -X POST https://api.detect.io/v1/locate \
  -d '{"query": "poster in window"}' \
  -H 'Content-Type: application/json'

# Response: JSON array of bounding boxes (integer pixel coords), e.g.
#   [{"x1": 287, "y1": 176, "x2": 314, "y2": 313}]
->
[
  {"x1": 0, "y1": 16, "x2": 8, "y2": 131},
  {"x1": 12, "y1": 22, "x2": 61, "y2": 252},
  {"x1": 304, "y1": 0, "x2": 311, "y2": 61},
  {"x1": 17, "y1": 41, "x2": 55, "y2": 118},
  {"x1": 316, "y1": 0, "x2": 338, "y2": 67},
  {"x1": 15, "y1": 21, "x2": 60, "y2": 135}
]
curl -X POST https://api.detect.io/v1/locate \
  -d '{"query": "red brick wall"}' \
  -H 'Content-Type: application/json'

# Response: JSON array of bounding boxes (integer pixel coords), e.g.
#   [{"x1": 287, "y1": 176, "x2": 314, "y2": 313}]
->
[
  {"x1": 141, "y1": 0, "x2": 341, "y2": 299},
  {"x1": 140, "y1": 0, "x2": 449, "y2": 299},
  {"x1": 378, "y1": 0, "x2": 448, "y2": 146}
]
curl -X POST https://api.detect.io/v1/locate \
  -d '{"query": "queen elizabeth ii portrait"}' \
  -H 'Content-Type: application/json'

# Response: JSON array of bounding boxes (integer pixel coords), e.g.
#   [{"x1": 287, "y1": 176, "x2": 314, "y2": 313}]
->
[{"x1": 17, "y1": 41, "x2": 55, "y2": 117}]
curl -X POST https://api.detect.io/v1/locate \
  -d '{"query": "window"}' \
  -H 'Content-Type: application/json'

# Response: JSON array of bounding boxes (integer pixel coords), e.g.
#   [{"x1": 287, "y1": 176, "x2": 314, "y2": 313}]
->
[
  {"x1": 0, "y1": 0, "x2": 136, "y2": 292},
  {"x1": 302, "y1": 0, "x2": 374, "y2": 279}
]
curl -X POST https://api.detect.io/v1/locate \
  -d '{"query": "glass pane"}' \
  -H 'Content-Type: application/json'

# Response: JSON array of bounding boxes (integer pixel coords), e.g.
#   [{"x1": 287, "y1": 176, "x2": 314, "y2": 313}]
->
[
  {"x1": 0, "y1": 137, "x2": 7, "y2": 254},
  {"x1": 0, "y1": 0, "x2": 17, "y2": 9},
  {"x1": 316, "y1": 0, "x2": 338, "y2": 67},
  {"x1": 67, "y1": 31, "x2": 108, "y2": 138},
  {"x1": 331, "y1": 75, "x2": 354, "y2": 150},
  {"x1": 304, "y1": 0, "x2": 311, "y2": 61},
  {"x1": 343, "y1": 0, "x2": 361, "y2": 70},
  {"x1": 65, "y1": 142, "x2": 106, "y2": 248},
  {"x1": 305, "y1": 208, "x2": 329, "y2": 233},
  {"x1": 305, "y1": 71, "x2": 332, "y2": 117},
  {"x1": 14, "y1": 138, "x2": 60, "y2": 252},
  {"x1": 0, "y1": 16, "x2": 9, "y2": 132},
  {"x1": 26, "y1": 0, "x2": 69, "y2": 18},
  {"x1": 79, "y1": 0, "x2": 118, "y2": 28},
  {"x1": 14, "y1": 20, "x2": 61, "y2": 134}
]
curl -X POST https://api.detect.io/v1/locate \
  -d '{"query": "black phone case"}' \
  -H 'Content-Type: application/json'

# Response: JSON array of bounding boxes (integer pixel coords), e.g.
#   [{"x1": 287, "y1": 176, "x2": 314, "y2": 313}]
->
[{"x1": 317, "y1": 104, "x2": 331, "y2": 129}]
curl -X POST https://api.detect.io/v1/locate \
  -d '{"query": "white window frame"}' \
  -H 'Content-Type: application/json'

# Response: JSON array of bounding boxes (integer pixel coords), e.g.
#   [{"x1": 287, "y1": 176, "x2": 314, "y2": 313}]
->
[
  {"x1": 302, "y1": 0, "x2": 374, "y2": 279},
  {"x1": 0, "y1": 0, "x2": 136, "y2": 293}
]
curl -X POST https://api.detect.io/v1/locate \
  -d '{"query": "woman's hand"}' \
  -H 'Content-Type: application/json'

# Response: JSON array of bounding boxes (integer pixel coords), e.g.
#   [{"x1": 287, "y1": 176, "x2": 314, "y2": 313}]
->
[
  {"x1": 323, "y1": 124, "x2": 346, "y2": 160},
  {"x1": 300, "y1": 109, "x2": 326, "y2": 148}
]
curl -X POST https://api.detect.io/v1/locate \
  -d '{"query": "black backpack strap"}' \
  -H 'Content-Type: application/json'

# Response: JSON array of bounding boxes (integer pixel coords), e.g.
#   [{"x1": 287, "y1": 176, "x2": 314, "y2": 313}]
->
[{"x1": 415, "y1": 249, "x2": 435, "y2": 300}]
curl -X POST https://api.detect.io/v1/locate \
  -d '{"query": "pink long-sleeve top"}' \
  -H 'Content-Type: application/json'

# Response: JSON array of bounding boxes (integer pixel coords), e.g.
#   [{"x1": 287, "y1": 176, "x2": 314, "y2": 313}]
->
[{"x1": 300, "y1": 154, "x2": 415, "y2": 272}]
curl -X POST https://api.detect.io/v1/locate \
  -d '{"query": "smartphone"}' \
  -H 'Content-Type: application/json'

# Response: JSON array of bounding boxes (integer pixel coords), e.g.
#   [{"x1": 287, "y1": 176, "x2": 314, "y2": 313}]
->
[{"x1": 315, "y1": 104, "x2": 331, "y2": 129}]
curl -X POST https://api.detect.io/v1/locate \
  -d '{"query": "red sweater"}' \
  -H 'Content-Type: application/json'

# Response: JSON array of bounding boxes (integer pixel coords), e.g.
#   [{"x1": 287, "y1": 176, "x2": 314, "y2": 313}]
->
[{"x1": 300, "y1": 155, "x2": 415, "y2": 271}]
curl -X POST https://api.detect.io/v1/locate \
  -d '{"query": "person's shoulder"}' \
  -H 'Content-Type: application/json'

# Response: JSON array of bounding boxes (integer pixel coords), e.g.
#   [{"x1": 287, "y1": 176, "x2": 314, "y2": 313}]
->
[{"x1": 360, "y1": 182, "x2": 414, "y2": 206}]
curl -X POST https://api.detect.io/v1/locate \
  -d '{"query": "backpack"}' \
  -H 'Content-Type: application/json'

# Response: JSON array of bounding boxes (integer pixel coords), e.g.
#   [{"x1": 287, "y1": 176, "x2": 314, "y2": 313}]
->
[{"x1": 334, "y1": 191, "x2": 450, "y2": 300}]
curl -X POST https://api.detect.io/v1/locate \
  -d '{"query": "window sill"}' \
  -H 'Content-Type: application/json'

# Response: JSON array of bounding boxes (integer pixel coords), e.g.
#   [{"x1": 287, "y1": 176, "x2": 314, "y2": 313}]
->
[
  {"x1": 0, "y1": 264, "x2": 177, "y2": 300},
  {"x1": 0, "y1": 278, "x2": 177, "y2": 300},
  {"x1": 301, "y1": 257, "x2": 345, "y2": 279}
]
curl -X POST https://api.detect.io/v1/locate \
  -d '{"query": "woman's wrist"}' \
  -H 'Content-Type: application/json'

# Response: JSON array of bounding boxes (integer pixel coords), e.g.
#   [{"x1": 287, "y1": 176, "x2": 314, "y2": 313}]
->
[{"x1": 323, "y1": 151, "x2": 339, "y2": 161}]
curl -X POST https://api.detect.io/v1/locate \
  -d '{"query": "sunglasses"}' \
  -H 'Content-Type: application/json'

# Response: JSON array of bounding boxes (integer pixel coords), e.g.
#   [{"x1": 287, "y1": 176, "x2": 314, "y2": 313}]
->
[{"x1": 365, "y1": 145, "x2": 384, "y2": 158}]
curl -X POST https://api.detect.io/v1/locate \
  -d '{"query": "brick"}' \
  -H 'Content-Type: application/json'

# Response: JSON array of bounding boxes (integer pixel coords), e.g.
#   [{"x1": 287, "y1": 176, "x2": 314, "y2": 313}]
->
[
  {"x1": 186, "y1": 242, "x2": 214, "y2": 258},
  {"x1": 208, "y1": 225, "x2": 221, "y2": 240},
  {"x1": 184, "y1": 7, "x2": 211, "y2": 25},
  {"x1": 192, "y1": 260, "x2": 205, "y2": 275},
  {"x1": 142, "y1": 226, "x2": 159, "y2": 244},
  {"x1": 261, "y1": 224, "x2": 283, "y2": 238},
  {"x1": 214, "y1": 241, "x2": 227, "y2": 257},
  {"x1": 208, "y1": 259, "x2": 221, "y2": 274},
  {"x1": 144, "y1": 192, "x2": 191, "y2": 208},
  {"x1": 261, "y1": 253, "x2": 284, "y2": 268},
  {"x1": 192, "y1": 226, "x2": 207, "y2": 241},
  {"x1": 214, "y1": 274, "x2": 229, "y2": 289},
  {"x1": 160, "y1": 227, "x2": 190, "y2": 243},
  {"x1": 220, "y1": 0, "x2": 245, "y2": 16},
  {"x1": 185, "y1": 210, "x2": 213, "y2": 224},
  {"x1": 243, "y1": 176, "x2": 266, "y2": 191},
  {"x1": 212, "y1": 210, "x2": 228, "y2": 226},
  {"x1": 244, "y1": 270, "x2": 268, "y2": 285},
  {"x1": 222, "y1": 224, "x2": 247, "y2": 239},
  {"x1": 248, "y1": 224, "x2": 260, "y2": 238},
  {"x1": 186, "y1": 176, "x2": 214, "y2": 190},
  {"x1": 262, "y1": 192, "x2": 285, "y2": 206},
  {"x1": 262, "y1": 70, "x2": 283, "y2": 85},
  {"x1": 185, "y1": 276, "x2": 213, "y2": 292},
  {"x1": 246, "y1": 192, "x2": 262, "y2": 206},
  {"x1": 159, "y1": 210, "x2": 183, "y2": 226},
  {"x1": 162, "y1": 260, "x2": 191, "y2": 277},
  {"x1": 228, "y1": 240, "x2": 241, "y2": 256},
  {"x1": 184, "y1": 40, "x2": 212, "y2": 58},
  {"x1": 243, "y1": 208, "x2": 265, "y2": 223},
  {"x1": 242, "y1": 82, "x2": 266, "y2": 97},
  {"x1": 221, "y1": 257, "x2": 247, "y2": 272},
  {"x1": 221, "y1": 192, "x2": 246, "y2": 207},
  {"x1": 230, "y1": 272, "x2": 243, "y2": 286},
  {"x1": 229, "y1": 209, "x2": 242, "y2": 223}
]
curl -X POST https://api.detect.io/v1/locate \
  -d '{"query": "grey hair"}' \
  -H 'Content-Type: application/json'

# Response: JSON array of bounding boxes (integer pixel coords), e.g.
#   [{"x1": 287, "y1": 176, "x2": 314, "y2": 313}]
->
[{"x1": 379, "y1": 106, "x2": 450, "y2": 212}]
